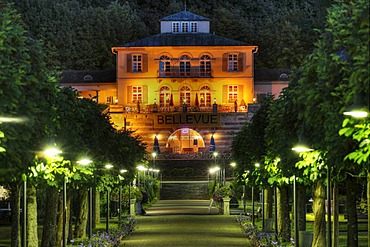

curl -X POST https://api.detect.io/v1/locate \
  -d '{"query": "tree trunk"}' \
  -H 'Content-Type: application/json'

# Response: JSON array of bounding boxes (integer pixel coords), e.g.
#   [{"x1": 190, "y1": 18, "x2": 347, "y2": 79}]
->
[
  {"x1": 346, "y1": 175, "x2": 358, "y2": 247},
  {"x1": 266, "y1": 188, "x2": 273, "y2": 218},
  {"x1": 56, "y1": 190, "x2": 63, "y2": 246},
  {"x1": 10, "y1": 182, "x2": 21, "y2": 247},
  {"x1": 333, "y1": 182, "x2": 339, "y2": 247},
  {"x1": 277, "y1": 185, "x2": 291, "y2": 242},
  {"x1": 297, "y1": 184, "x2": 307, "y2": 231},
  {"x1": 312, "y1": 180, "x2": 326, "y2": 247},
  {"x1": 74, "y1": 189, "x2": 89, "y2": 239},
  {"x1": 41, "y1": 186, "x2": 59, "y2": 247},
  {"x1": 93, "y1": 188, "x2": 100, "y2": 227},
  {"x1": 27, "y1": 185, "x2": 38, "y2": 247},
  {"x1": 66, "y1": 190, "x2": 72, "y2": 242}
]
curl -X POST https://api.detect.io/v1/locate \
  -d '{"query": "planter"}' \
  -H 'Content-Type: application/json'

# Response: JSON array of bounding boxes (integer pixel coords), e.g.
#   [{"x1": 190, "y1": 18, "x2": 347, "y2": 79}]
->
[
  {"x1": 130, "y1": 198, "x2": 136, "y2": 216},
  {"x1": 263, "y1": 218, "x2": 274, "y2": 232},
  {"x1": 223, "y1": 196, "x2": 230, "y2": 215}
]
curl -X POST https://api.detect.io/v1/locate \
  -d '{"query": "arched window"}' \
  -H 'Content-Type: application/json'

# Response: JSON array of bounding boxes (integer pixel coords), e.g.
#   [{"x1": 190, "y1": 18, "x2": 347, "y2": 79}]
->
[
  {"x1": 180, "y1": 55, "x2": 191, "y2": 77},
  {"x1": 199, "y1": 86, "x2": 211, "y2": 106},
  {"x1": 200, "y1": 55, "x2": 211, "y2": 77},
  {"x1": 159, "y1": 55, "x2": 171, "y2": 77},
  {"x1": 180, "y1": 86, "x2": 191, "y2": 106},
  {"x1": 160, "y1": 86, "x2": 171, "y2": 107}
]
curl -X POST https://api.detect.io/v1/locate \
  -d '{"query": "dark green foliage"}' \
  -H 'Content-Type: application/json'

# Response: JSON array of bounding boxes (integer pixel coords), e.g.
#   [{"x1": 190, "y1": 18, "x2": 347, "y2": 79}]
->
[
  {"x1": 10, "y1": 0, "x2": 332, "y2": 69},
  {"x1": 12, "y1": 0, "x2": 148, "y2": 70}
]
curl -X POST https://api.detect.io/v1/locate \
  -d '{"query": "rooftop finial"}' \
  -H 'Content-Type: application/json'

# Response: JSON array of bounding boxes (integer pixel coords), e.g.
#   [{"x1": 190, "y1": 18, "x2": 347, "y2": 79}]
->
[{"x1": 184, "y1": 0, "x2": 187, "y2": 11}]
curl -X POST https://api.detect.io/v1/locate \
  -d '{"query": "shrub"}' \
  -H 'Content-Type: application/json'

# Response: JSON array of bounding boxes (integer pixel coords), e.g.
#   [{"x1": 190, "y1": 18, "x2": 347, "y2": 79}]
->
[
  {"x1": 75, "y1": 216, "x2": 137, "y2": 247},
  {"x1": 236, "y1": 215, "x2": 295, "y2": 247}
]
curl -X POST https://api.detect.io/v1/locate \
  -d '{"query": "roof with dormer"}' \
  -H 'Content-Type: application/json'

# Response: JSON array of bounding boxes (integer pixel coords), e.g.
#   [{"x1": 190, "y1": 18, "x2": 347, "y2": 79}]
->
[
  {"x1": 160, "y1": 10, "x2": 209, "y2": 21},
  {"x1": 117, "y1": 33, "x2": 249, "y2": 47}
]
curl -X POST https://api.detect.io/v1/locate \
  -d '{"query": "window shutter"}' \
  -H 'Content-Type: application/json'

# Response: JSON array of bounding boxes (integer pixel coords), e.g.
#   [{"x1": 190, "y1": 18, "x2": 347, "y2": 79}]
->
[
  {"x1": 142, "y1": 54, "x2": 148, "y2": 73},
  {"x1": 127, "y1": 54, "x2": 132, "y2": 73},
  {"x1": 127, "y1": 86, "x2": 132, "y2": 103},
  {"x1": 143, "y1": 85, "x2": 148, "y2": 104},
  {"x1": 238, "y1": 85, "x2": 243, "y2": 101},
  {"x1": 238, "y1": 53, "x2": 245, "y2": 72},
  {"x1": 222, "y1": 85, "x2": 228, "y2": 103},
  {"x1": 222, "y1": 53, "x2": 228, "y2": 72}
]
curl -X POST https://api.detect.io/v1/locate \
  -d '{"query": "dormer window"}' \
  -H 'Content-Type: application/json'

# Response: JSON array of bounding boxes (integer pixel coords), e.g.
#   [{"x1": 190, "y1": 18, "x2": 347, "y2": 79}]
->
[
  {"x1": 172, "y1": 22, "x2": 180, "y2": 33},
  {"x1": 190, "y1": 22, "x2": 198, "y2": 32},
  {"x1": 182, "y1": 22, "x2": 189, "y2": 33},
  {"x1": 172, "y1": 22, "x2": 198, "y2": 33}
]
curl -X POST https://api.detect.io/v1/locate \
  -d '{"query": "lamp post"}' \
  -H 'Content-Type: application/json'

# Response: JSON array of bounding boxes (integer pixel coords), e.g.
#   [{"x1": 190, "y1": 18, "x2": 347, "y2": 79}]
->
[
  {"x1": 44, "y1": 148, "x2": 65, "y2": 246},
  {"x1": 22, "y1": 174, "x2": 27, "y2": 247},
  {"x1": 104, "y1": 164, "x2": 114, "y2": 232},
  {"x1": 343, "y1": 93, "x2": 369, "y2": 245},
  {"x1": 152, "y1": 152, "x2": 157, "y2": 169},
  {"x1": 292, "y1": 142, "x2": 312, "y2": 247},
  {"x1": 119, "y1": 169, "x2": 127, "y2": 225},
  {"x1": 137, "y1": 165, "x2": 148, "y2": 187},
  {"x1": 213, "y1": 152, "x2": 219, "y2": 183},
  {"x1": 252, "y1": 163, "x2": 260, "y2": 226},
  {"x1": 77, "y1": 159, "x2": 93, "y2": 238}
]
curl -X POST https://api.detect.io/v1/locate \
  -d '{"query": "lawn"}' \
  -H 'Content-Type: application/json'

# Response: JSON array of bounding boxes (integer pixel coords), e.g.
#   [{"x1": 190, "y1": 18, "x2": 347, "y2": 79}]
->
[{"x1": 237, "y1": 200, "x2": 368, "y2": 247}]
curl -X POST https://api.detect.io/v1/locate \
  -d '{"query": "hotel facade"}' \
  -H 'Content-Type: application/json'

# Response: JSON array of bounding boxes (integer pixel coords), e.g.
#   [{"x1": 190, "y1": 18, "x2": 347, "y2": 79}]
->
[{"x1": 61, "y1": 10, "x2": 290, "y2": 171}]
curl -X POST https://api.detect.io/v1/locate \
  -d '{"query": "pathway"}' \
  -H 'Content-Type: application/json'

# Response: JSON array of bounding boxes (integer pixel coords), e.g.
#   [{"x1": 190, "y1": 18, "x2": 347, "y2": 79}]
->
[{"x1": 120, "y1": 200, "x2": 250, "y2": 247}]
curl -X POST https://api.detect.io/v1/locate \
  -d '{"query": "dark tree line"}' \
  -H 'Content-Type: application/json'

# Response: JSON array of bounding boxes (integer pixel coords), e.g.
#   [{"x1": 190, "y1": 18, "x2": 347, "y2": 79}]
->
[{"x1": 11, "y1": 0, "x2": 333, "y2": 70}]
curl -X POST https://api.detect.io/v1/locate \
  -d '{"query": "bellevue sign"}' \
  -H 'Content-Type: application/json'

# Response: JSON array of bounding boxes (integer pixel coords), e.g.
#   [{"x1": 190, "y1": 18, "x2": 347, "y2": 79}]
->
[{"x1": 154, "y1": 113, "x2": 221, "y2": 128}]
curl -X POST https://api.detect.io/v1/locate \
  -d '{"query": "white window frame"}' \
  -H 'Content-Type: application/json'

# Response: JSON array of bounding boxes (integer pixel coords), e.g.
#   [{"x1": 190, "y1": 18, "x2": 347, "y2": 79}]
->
[
  {"x1": 172, "y1": 22, "x2": 180, "y2": 33},
  {"x1": 228, "y1": 54, "x2": 238, "y2": 72},
  {"x1": 181, "y1": 22, "x2": 189, "y2": 33},
  {"x1": 132, "y1": 54, "x2": 142, "y2": 72},
  {"x1": 190, "y1": 22, "x2": 198, "y2": 32}
]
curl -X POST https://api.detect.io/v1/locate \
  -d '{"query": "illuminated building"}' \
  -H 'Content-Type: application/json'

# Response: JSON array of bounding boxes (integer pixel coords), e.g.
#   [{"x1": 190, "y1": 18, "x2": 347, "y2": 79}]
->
[{"x1": 60, "y1": 10, "x2": 290, "y2": 165}]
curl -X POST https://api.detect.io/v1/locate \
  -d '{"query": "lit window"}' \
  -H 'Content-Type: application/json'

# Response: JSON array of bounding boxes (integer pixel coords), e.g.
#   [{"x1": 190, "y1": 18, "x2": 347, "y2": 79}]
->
[
  {"x1": 228, "y1": 54, "x2": 238, "y2": 72},
  {"x1": 182, "y1": 22, "x2": 189, "y2": 33},
  {"x1": 160, "y1": 86, "x2": 171, "y2": 107},
  {"x1": 106, "y1": 96, "x2": 113, "y2": 104},
  {"x1": 180, "y1": 86, "x2": 191, "y2": 106},
  {"x1": 132, "y1": 86, "x2": 142, "y2": 103},
  {"x1": 228, "y1": 85, "x2": 238, "y2": 102},
  {"x1": 200, "y1": 86, "x2": 211, "y2": 106},
  {"x1": 190, "y1": 22, "x2": 198, "y2": 32},
  {"x1": 132, "y1": 55, "x2": 142, "y2": 72},
  {"x1": 172, "y1": 22, "x2": 180, "y2": 33}
]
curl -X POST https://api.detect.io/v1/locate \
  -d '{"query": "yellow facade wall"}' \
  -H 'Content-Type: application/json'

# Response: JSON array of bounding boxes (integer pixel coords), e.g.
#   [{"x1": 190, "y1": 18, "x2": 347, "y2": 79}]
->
[{"x1": 113, "y1": 45, "x2": 257, "y2": 110}]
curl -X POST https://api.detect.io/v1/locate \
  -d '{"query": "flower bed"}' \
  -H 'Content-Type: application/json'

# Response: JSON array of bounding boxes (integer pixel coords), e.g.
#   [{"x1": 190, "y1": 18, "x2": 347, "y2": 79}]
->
[
  {"x1": 74, "y1": 216, "x2": 137, "y2": 247},
  {"x1": 236, "y1": 215, "x2": 295, "y2": 247}
]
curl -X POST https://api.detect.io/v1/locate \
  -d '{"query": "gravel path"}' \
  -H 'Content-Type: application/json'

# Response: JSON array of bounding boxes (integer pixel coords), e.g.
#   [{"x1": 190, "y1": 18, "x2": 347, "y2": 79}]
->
[{"x1": 120, "y1": 200, "x2": 250, "y2": 247}]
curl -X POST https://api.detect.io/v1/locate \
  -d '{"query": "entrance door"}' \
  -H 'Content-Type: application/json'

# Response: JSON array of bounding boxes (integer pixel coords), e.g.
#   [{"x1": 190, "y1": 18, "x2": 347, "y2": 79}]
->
[{"x1": 166, "y1": 128, "x2": 205, "y2": 154}]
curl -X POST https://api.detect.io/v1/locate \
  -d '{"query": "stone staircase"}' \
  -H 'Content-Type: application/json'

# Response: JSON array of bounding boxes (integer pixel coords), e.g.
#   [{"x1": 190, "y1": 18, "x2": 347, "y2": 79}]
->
[{"x1": 160, "y1": 181, "x2": 210, "y2": 200}]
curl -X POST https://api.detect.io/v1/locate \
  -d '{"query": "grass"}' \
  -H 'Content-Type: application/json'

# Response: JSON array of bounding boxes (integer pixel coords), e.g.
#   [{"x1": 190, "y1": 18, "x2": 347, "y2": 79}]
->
[{"x1": 237, "y1": 200, "x2": 368, "y2": 247}]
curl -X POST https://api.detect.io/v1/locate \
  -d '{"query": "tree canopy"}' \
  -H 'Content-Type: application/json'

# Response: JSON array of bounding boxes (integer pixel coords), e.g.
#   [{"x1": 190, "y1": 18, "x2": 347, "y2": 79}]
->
[{"x1": 11, "y1": 0, "x2": 332, "y2": 70}]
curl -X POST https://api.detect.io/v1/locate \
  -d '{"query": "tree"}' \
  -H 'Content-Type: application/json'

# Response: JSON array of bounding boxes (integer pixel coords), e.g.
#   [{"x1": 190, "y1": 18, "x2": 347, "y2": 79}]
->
[
  {"x1": 292, "y1": 1, "x2": 369, "y2": 246},
  {"x1": 1, "y1": 3, "x2": 60, "y2": 246},
  {"x1": 13, "y1": 0, "x2": 148, "y2": 70}
]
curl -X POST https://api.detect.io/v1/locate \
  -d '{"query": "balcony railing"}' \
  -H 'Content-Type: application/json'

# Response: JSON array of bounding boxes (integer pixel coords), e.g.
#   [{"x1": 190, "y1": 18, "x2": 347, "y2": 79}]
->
[
  {"x1": 109, "y1": 104, "x2": 248, "y2": 114},
  {"x1": 158, "y1": 67, "x2": 212, "y2": 78},
  {"x1": 146, "y1": 152, "x2": 232, "y2": 160}
]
